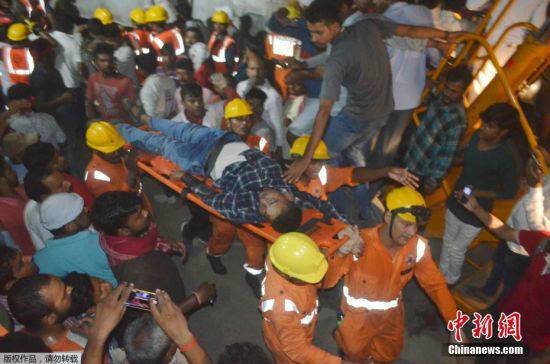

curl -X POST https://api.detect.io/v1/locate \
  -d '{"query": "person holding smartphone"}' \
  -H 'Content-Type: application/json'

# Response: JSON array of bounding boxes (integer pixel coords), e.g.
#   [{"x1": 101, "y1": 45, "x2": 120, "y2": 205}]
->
[{"x1": 440, "y1": 103, "x2": 520, "y2": 286}]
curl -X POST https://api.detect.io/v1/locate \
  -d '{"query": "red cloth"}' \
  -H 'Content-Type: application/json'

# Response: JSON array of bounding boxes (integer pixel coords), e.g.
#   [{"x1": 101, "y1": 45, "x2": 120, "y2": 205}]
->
[
  {"x1": 86, "y1": 72, "x2": 136, "y2": 122},
  {"x1": 99, "y1": 223, "x2": 172, "y2": 267},
  {"x1": 194, "y1": 62, "x2": 214, "y2": 89},
  {"x1": 0, "y1": 187, "x2": 34, "y2": 255},
  {"x1": 499, "y1": 230, "x2": 550, "y2": 351},
  {"x1": 64, "y1": 174, "x2": 94, "y2": 210}
]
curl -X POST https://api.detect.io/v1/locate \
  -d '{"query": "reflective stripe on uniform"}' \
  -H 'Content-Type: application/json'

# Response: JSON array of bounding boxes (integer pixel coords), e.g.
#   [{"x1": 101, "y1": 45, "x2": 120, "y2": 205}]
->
[
  {"x1": 416, "y1": 238, "x2": 426, "y2": 263},
  {"x1": 259, "y1": 137, "x2": 267, "y2": 152},
  {"x1": 243, "y1": 263, "x2": 263, "y2": 275},
  {"x1": 172, "y1": 29, "x2": 185, "y2": 56},
  {"x1": 319, "y1": 165, "x2": 327, "y2": 186},
  {"x1": 342, "y1": 286, "x2": 398, "y2": 310},
  {"x1": 92, "y1": 170, "x2": 111, "y2": 182},
  {"x1": 3, "y1": 47, "x2": 34, "y2": 76},
  {"x1": 260, "y1": 296, "x2": 318, "y2": 325}
]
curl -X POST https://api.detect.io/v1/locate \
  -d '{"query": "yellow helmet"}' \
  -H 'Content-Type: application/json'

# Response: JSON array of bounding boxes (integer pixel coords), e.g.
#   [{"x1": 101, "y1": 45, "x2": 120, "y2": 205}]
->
[
  {"x1": 386, "y1": 187, "x2": 427, "y2": 223},
  {"x1": 269, "y1": 232, "x2": 328, "y2": 284},
  {"x1": 130, "y1": 7, "x2": 146, "y2": 25},
  {"x1": 225, "y1": 98, "x2": 253, "y2": 120},
  {"x1": 290, "y1": 136, "x2": 330, "y2": 160},
  {"x1": 211, "y1": 10, "x2": 229, "y2": 24},
  {"x1": 286, "y1": 4, "x2": 301, "y2": 20},
  {"x1": 86, "y1": 122, "x2": 126, "y2": 154},
  {"x1": 94, "y1": 8, "x2": 113, "y2": 25},
  {"x1": 7, "y1": 23, "x2": 29, "y2": 42},
  {"x1": 145, "y1": 5, "x2": 168, "y2": 23}
]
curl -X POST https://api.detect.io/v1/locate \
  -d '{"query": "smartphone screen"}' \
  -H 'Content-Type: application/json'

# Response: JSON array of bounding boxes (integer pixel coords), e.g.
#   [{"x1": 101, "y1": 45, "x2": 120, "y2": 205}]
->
[{"x1": 126, "y1": 289, "x2": 156, "y2": 311}]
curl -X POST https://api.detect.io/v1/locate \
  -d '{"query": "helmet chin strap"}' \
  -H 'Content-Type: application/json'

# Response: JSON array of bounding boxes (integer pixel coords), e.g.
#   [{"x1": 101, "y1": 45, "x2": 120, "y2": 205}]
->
[{"x1": 389, "y1": 212, "x2": 397, "y2": 241}]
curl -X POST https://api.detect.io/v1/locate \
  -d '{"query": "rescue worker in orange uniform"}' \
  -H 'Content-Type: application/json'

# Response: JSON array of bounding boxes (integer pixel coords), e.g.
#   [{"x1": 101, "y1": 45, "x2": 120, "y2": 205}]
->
[
  {"x1": 1, "y1": 22, "x2": 55, "y2": 92},
  {"x1": 126, "y1": 7, "x2": 152, "y2": 56},
  {"x1": 323, "y1": 187, "x2": 459, "y2": 362},
  {"x1": 261, "y1": 232, "x2": 361, "y2": 364},
  {"x1": 84, "y1": 121, "x2": 141, "y2": 199},
  {"x1": 146, "y1": 5, "x2": 185, "y2": 61},
  {"x1": 290, "y1": 136, "x2": 420, "y2": 201},
  {"x1": 206, "y1": 98, "x2": 270, "y2": 298},
  {"x1": 207, "y1": 10, "x2": 238, "y2": 75}
]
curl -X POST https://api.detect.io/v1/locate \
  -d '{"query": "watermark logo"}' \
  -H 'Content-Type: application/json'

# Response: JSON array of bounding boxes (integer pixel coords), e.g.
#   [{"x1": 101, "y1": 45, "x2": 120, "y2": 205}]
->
[{"x1": 447, "y1": 310, "x2": 522, "y2": 342}]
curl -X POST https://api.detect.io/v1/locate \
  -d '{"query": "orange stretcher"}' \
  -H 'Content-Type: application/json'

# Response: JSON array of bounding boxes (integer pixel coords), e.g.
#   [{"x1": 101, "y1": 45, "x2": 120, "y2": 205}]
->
[{"x1": 137, "y1": 155, "x2": 350, "y2": 255}]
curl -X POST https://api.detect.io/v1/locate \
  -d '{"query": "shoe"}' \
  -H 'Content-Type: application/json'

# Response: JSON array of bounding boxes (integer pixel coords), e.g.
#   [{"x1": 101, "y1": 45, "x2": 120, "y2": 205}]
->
[
  {"x1": 207, "y1": 254, "x2": 227, "y2": 275},
  {"x1": 245, "y1": 272, "x2": 262, "y2": 299}
]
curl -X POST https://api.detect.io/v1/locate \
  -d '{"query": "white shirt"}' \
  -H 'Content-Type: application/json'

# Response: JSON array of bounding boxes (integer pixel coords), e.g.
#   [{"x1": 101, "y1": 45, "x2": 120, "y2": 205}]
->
[
  {"x1": 8, "y1": 111, "x2": 66, "y2": 149},
  {"x1": 210, "y1": 142, "x2": 249, "y2": 180},
  {"x1": 171, "y1": 101, "x2": 224, "y2": 130},
  {"x1": 507, "y1": 174, "x2": 550, "y2": 255},
  {"x1": 50, "y1": 30, "x2": 83, "y2": 88},
  {"x1": 114, "y1": 45, "x2": 138, "y2": 85},
  {"x1": 384, "y1": 2, "x2": 434, "y2": 110},
  {"x1": 466, "y1": 0, "x2": 548, "y2": 47},
  {"x1": 24, "y1": 200, "x2": 52, "y2": 251},
  {"x1": 236, "y1": 79, "x2": 285, "y2": 147},
  {"x1": 140, "y1": 74, "x2": 177, "y2": 118}
]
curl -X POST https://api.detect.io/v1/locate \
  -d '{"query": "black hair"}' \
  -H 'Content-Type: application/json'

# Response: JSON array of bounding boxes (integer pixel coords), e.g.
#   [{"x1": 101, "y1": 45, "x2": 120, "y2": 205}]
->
[
  {"x1": 160, "y1": 43, "x2": 175, "y2": 58},
  {"x1": 103, "y1": 24, "x2": 121, "y2": 39},
  {"x1": 8, "y1": 274, "x2": 53, "y2": 330},
  {"x1": 245, "y1": 88, "x2": 268, "y2": 103},
  {"x1": 123, "y1": 314, "x2": 172, "y2": 364},
  {"x1": 22, "y1": 142, "x2": 56, "y2": 173},
  {"x1": 184, "y1": 26, "x2": 203, "y2": 42},
  {"x1": 86, "y1": 18, "x2": 104, "y2": 37},
  {"x1": 180, "y1": 82, "x2": 203, "y2": 100},
  {"x1": 0, "y1": 332, "x2": 51, "y2": 353},
  {"x1": 23, "y1": 168, "x2": 54, "y2": 202},
  {"x1": 271, "y1": 203, "x2": 302, "y2": 233},
  {"x1": 304, "y1": 0, "x2": 342, "y2": 25},
  {"x1": 63, "y1": 272, "x2": 94, "y2": 317},
  {"x1": 176, "y1": 2, "x2": 192, "y2": 19},
  {"x1": 52, "y1": 9, "x2": 75, "y2": 33},
  {"x1": 0, "y1": 245, "x2": 18, "y2": 295},
  {"x1": 94, "y1": 42, "x2": 115, "y2": 57},
  {"x1": 175, "y1": 57, "x2": 194, "y2": 72},
  {"x1": 30, "y1": 38, "x2": 52, "y2": 55},
  {"x1": 7, "y1": 83, "x2": 32, "y2": 101},
  {"x1": 218, "y1": 342, "x2": 271, "y2": 364},
  {"x1": 135, "y1": 52, "x2": 158, "y2": 74},
  {"x1": 91, "y1": 191, "x2": 142, "y2": 235},
  {"x1": 480, "y1": 103, "x2": 520, "y2": 133},
  {"x1": 446, "y1": 65, "x2": 473, "y2": 88}
]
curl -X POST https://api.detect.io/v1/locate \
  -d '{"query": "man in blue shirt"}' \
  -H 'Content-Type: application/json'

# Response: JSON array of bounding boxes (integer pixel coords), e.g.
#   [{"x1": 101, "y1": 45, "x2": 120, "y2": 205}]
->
[{"x1": 33, "y1": 193, "x2": 117, "y2": 287}]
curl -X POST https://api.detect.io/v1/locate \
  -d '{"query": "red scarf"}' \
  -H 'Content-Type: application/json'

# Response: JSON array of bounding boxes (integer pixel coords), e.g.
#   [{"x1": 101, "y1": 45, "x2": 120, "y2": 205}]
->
[{"x1": 99, "y1": 223, "x2": 171, "y2": 267}]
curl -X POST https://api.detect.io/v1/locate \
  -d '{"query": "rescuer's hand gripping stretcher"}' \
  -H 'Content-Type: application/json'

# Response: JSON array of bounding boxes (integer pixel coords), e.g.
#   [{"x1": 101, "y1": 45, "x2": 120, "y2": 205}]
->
[{"x1": 118, "y1": 119, "x2": 351, "y2": 255}]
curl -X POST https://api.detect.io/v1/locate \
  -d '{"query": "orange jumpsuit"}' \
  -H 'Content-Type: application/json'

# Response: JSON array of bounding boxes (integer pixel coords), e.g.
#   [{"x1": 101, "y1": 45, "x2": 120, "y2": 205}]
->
[
  {"x1": 150, "y1": 27, "x2": 185, "y2": 59},
  {"x1": 260, "y1": 260, "x2": 342, "y2": 364},
  {"x1": 206, "y1": 135, "x2": 270, "y2": 274},
  {"x1": 207, "y1": 32, "x2": 237, "y2": 74},
  {"x1": 126, "y1": 29, "x2": 152, "y2": 55},
  {"x1": 294, "y1": 166, "x2": 356, "y2": 200},
  {"x1": 324, "y1": 226, "x2": 457, "y2": 362},
  {"x1": 84, "y1": 153, "x2": 134, "y2": 198}
]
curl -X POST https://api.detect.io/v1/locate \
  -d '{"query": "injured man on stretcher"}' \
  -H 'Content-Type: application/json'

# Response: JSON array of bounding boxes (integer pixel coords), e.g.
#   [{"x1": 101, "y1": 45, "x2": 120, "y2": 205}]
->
[{"x1": 118, "y1": 119, "x2": 345, "y2": 232}]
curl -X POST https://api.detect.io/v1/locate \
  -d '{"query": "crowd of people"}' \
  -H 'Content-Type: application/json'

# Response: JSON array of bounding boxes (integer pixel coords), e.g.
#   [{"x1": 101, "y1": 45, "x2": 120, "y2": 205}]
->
[{"x1": 0, "y1": 0, "x2": 548, "y2": 363}]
